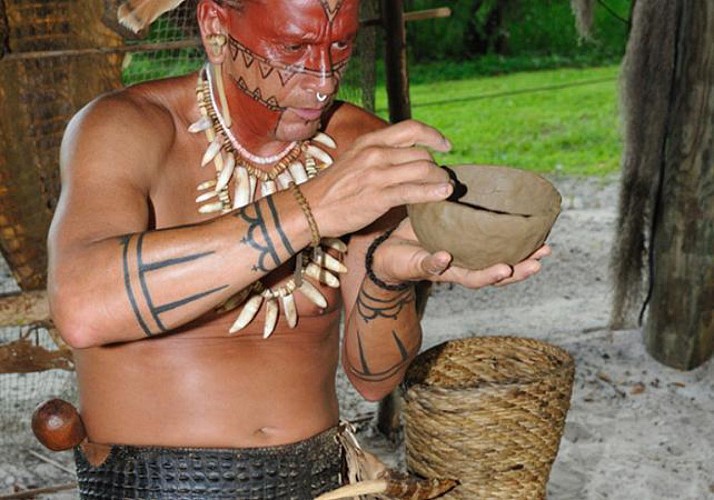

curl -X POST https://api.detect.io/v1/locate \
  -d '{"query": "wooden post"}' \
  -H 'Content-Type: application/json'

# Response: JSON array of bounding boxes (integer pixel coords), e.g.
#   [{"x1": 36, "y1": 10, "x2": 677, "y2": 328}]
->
[
  {"x1": 644, "y1": 1, "x2": 714, "y2": 369},
  {"x1": 382, "y1": 0, "x2": 411, "y2": 122},
  {"x1": 377, "y1": 0, "x2": 410, "y2": 440},
  {"x1": 377, "y1": 2, "x2": 451, "y2": 439}
]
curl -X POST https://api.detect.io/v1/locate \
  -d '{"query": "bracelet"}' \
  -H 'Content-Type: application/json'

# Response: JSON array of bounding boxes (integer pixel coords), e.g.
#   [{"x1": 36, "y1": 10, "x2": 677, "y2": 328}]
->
[
  {"x1": 290, "y1": 183, "x2": 320, "y2": 247},
  {"x1": 365, "y1": 227, "x2": 413, "y2": 291}
]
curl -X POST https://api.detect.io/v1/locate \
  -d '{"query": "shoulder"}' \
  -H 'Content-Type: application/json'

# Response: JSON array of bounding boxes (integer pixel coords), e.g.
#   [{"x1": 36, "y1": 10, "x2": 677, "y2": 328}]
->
[
  {"x1": 322, "y1": 101, "x2": 388, "y2": 148},
  {"x1": 63, "y1": 82, "x2": 177, "y2": 160},
  {"x1": 60, "y1": 75, "x2": 194, "y2": 185}
]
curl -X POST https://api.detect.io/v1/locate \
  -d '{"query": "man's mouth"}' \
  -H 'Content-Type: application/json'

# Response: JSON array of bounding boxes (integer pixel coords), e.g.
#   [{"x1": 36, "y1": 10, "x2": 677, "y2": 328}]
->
[{"x1": 291, "y1": 108, "x2": 325, "y2": 121}]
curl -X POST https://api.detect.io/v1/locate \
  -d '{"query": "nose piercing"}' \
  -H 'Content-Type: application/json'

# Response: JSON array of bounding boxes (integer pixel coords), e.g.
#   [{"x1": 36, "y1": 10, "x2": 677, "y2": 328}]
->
[{"x1": 316, "y1": 92, "x2": 328, "y2": 102}]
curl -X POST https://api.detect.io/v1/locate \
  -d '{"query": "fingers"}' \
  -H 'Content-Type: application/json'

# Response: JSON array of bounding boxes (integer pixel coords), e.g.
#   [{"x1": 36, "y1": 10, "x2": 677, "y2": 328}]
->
[
  {"x1": 428, "y1": 250, "x2": 548, "y2": 289},
  {"x1": 358, "y1": 120, "x2": 452, "y2": 153},
  {"x1": 528, "y1": 244, "x2": 552, "y2": 260},
  {"x1": 419, "y1": 251, "x2": 452, "y2": 276},
  {"x1": 490, "y1": 245, "x2": 551, "y2": 286},
  {"x1": 379, "y1": 160, "x2": 451, "y2": 187},
  {"x1": 492, "y1": 260, "x2": 541, "y2": 287}
]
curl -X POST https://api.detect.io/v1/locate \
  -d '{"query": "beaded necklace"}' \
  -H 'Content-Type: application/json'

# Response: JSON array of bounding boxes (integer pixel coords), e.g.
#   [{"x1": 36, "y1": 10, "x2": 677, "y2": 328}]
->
[{"x1": 188, "y1": 64, "x2": 346, "y2": 338}]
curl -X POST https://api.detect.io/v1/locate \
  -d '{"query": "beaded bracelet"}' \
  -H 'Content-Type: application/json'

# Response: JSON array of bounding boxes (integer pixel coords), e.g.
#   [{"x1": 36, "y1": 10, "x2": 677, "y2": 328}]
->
[
  {"x1": 290, "y1": 183, "x2": 320, "y2": 247},
  {"x1": 365, "y1": 227, "x2": 413, "y2": 291}
]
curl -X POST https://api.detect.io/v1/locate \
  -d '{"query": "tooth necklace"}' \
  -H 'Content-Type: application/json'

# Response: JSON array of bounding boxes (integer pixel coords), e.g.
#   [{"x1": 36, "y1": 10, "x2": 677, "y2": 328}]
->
[{"x1": 188, "y1": 63, "x2": 346, "y2": 338}]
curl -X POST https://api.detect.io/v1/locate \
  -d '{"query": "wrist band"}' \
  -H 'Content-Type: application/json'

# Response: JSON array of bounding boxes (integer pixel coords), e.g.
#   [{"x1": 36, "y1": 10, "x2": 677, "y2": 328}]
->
[
  {"x1": 365, "y1": 227, "x2": 413, "y2": 291},
  {"x1": 290, "y1": 183, "x2": 320, "y2": 247}
]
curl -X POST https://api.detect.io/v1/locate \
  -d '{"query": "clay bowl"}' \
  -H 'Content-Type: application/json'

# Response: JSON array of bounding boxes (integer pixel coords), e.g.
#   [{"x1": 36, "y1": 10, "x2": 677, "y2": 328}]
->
[{"x1": 407, "y1": 165, "x2": 561, "y2": 270}]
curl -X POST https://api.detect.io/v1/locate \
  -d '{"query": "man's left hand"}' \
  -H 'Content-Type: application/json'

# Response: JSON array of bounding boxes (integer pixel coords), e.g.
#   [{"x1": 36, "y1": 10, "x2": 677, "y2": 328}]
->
[{"x1": 370, "y1": 219, "x2": 552, "y2": 289}]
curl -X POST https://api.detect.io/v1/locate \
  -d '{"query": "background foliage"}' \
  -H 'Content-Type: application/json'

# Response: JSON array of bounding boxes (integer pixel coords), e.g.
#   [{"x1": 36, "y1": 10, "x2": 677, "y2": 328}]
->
[{"x1": 403, "y1": 0, "x2": 631, "y2": 70}]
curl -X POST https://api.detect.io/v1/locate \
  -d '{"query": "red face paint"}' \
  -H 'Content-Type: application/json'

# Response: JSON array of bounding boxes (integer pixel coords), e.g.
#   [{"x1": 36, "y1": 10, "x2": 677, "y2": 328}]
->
[{"x1": 222, "y1": 0, "x2": 359, "y2": 146}]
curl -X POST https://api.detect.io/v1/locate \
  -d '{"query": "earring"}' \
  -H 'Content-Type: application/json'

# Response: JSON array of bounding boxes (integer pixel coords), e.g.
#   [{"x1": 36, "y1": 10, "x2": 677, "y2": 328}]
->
[
  {"x1": 208, "y1": 34, "x2": 231, "y2": 128},
  {"x1": 208, "y1": 33, "x2": 227, "y2": 58}
]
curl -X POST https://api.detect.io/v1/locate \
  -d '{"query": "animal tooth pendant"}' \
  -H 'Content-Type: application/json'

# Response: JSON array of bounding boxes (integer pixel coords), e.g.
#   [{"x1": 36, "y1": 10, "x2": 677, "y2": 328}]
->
[
  {"x1": 215, "y1": 153, "x2": 236, "y2": 192},
  {"x1": 306, "y1": 144, "x2": 333, "y2": 166},
  {"x1": 198, "y1": 202, "x2": 224, "y2": 214},
  {"x1": 288, "y1": 160, "x2": 308, "y2": 184},
  {"x1": 233, "y1": 166, "x2": 251, "y2": 209},
  {"x1": 196, "y1": 190, "x2": 218, "y2": 203},
  {"x1": 313, "y1": 132, "x2": 337, "y2": 149},
  {"x1": 305, "y1": 262, "x2": 340, "y2": 288},
  {"x1": 260, "y1": 179, "x2": 277, "y2": 197},
  {"x1": 229, "y1": 294, "x2": 264, "y2": 334},
  {"x1": 321, "y1": 237, "x2": 348, "y2": 253},
  {"x1": 299, "y1": 279, "x2": 328, "y2": 309},
  {"x1": 281, "y1": 293, "x2": 298, "y2": 328},
  {"x1": 262, "y1": 298, "x2": 279, "y2": 338},
  {"x1": 201, "y1": 136, "x2": 223, "y2": 167},
  {"x1": 276, "y1": 170, "x2": 294, "y2": 190},
  {"x1": 197, "y1": 179, "x2": 217, "y2": 191},
  {"x1": 313, "y1": 248, "x2": 348, "y2": 274},
  {"x1": 188, "y1": 115, "x2": 212, "y2": 133}
]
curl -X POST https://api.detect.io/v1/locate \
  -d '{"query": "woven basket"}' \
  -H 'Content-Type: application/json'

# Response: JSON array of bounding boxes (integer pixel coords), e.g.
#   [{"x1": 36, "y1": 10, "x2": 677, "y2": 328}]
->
[{"x1": 403, "y1": 336, "x2": 575, "y2": 499}]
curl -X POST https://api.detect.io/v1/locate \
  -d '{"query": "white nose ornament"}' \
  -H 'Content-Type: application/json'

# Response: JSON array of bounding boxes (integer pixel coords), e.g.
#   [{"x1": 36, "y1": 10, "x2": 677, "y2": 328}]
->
[{"x1": 316, "y1": 92, "x2": 328, "y2": 102}]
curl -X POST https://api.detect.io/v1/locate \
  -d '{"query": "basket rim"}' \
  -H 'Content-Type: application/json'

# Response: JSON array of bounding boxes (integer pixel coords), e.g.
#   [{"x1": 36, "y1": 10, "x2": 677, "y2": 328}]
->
[{"x1": 403, "y1": 335, "x2": 574, "y2": 392}]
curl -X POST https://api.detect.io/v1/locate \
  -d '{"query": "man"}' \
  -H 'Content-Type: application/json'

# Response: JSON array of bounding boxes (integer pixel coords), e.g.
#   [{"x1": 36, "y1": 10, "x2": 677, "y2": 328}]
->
[{"x1": 47, "y1": 0, "x2": 549, "y2": 498}]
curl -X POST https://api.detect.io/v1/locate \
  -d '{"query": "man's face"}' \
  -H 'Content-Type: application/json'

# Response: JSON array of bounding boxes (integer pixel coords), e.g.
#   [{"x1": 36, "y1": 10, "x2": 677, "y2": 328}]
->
[{"x1": 222, "y1": 0, "x2": 360, "y2": 141}]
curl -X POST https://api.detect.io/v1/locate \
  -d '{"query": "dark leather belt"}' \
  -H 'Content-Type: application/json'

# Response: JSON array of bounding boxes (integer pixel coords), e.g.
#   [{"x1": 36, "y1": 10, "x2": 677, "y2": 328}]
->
[{"x1": 74, "y1": 427, "x2": 344, "y2": 499}]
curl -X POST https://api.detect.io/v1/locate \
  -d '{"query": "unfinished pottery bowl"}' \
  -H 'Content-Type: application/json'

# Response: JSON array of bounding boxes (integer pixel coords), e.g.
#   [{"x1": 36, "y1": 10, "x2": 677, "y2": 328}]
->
[{"x1": 407, "y1": 165, "x2": 561, "y2": 270}]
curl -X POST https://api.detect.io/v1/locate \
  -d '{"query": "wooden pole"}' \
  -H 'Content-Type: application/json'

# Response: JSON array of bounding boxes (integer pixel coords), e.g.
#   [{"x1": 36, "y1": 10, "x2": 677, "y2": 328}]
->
[
  {"x1": 377, "y1": 1, "x2": 452, "y2": 439},
  {"x1": 644, "y1": 0, "x2": 714, "y2": 369},
  {"x1": 382, "y1": 0, "x2": 411, "y2": 122},
  {"x1": 377, "y1": 0, "x2": 410, "y2": 440},
  {"x1": 0, "y1": 483, "x2": 76, "y2": 500}
]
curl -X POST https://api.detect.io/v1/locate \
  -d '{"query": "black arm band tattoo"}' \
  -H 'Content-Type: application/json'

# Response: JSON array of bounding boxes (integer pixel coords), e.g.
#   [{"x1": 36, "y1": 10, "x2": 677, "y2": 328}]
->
[
  {"x1": 365, "y1": 227, "x2": 413, "y2": 291},
  {"x1": 356, "y1": 286, "x2": 414, "y2": 323}
]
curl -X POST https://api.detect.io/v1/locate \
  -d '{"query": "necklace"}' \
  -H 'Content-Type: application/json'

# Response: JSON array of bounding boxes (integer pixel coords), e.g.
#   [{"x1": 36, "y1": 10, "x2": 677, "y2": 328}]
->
[{"x1": 188, "y1": 63, "x2": 346, "y2": 338}]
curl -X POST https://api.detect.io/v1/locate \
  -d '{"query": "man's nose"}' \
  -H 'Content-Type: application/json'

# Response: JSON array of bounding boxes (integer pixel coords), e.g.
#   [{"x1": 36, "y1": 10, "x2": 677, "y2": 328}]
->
[{"x1": 307, "y1": 48, "x2": 338, "y2": 96}]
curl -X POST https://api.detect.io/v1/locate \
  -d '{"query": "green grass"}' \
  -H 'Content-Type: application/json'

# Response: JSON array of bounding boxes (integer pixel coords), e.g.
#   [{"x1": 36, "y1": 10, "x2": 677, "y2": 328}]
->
[{"x1": 371, "y1": 65, "x2": 623, "y2": 177}]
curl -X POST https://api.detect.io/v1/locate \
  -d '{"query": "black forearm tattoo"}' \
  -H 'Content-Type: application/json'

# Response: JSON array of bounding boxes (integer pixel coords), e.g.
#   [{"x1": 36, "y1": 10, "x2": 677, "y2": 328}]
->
[
  {"x1": 234, "y1": 196, "x2": 295, "y2": 272},
  {"x1": 356, "y1": 286, "x2": 415, "y2": 323},
  {"x1": 347, "y1": 329, "x2": 419, "y2": 383},
  {"x1": 120, "y1": 234, "x2": 228, "y2": 336}
]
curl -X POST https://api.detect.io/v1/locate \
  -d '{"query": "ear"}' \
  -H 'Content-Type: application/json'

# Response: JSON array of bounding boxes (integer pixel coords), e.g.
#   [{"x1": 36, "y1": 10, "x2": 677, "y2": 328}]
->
[{"x1": 197, "y1": 0, "x2": 229, "y2": 64}]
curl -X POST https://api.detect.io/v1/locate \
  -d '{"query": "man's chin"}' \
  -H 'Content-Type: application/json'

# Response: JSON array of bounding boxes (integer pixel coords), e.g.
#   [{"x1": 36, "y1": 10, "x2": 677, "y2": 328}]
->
[{"x1": 275, "y1": 118, "x2": 322, "y2": 142}]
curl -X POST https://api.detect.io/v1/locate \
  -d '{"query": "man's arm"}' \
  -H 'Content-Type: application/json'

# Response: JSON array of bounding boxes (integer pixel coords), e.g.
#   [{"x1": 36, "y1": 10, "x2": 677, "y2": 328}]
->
[
  {"x1": 341, "y1": 215, "x2": 551, "y2": 400},
  {"x1": 49, "y1": 97, "x2": 455, "y2": 348},
  {"x1": 48, "y1": 94, "x2": 316, "y2": 347},
  {"x1": 341, "y1": 214, "x2": 421, "y2": 401}
]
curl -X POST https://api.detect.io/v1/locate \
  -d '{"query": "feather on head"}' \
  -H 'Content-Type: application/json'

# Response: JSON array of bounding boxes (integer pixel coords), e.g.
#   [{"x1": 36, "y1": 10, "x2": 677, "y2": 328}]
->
[{"x1": 117, "y1": 0, "x2": 187, "y2": 33}]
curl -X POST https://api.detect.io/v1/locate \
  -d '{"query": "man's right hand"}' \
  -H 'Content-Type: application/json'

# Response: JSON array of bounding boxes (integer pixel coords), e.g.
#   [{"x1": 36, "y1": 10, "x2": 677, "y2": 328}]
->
[{"x1": 306, "y1": 120, "x2": 454, "y2": 238}]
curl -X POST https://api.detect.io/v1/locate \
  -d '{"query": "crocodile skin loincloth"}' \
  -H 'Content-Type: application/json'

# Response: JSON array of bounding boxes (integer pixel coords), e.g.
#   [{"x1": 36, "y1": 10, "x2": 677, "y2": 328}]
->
[{"x1": 74, "y1": 427, "x2": 344, "y2": 499}]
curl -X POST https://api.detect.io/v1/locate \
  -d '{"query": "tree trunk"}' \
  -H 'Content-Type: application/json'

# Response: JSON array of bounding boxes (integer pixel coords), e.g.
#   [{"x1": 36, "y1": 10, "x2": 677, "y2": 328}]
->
[{"x1": 644, "y1": 0, "x2": 714, "y2": 369}]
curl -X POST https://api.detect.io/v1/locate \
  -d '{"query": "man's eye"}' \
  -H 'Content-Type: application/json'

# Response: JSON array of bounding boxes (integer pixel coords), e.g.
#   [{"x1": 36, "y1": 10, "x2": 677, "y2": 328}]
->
[
  {"x1": 332, "y1": 40, "x2": 351, "y2": 51},
  {"x1": 284, "y1": 43, "x2": 305, "y2": 52}
]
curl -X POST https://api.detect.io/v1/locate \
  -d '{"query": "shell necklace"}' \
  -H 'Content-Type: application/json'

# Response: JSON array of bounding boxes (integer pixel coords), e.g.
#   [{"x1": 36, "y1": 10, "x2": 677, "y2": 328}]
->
[{"x1": 188, "y1": 63, "x2": 347, "y2": 338}]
